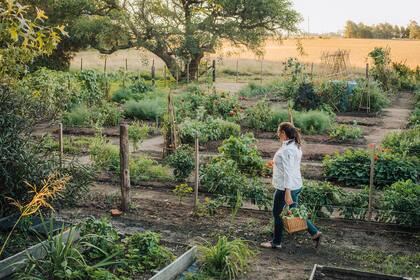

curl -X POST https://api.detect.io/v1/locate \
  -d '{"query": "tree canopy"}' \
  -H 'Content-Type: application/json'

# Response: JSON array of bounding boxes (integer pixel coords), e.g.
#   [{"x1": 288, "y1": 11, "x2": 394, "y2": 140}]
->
[{"x1": 344, "y1": 20, "x2": 420, "y2": 40}]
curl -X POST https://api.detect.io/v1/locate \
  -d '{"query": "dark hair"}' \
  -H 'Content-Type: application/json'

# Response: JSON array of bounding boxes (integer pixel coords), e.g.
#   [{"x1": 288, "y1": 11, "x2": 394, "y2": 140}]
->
[{"x1": 278, "y1": 122, "x2": 302, "y2": 148}]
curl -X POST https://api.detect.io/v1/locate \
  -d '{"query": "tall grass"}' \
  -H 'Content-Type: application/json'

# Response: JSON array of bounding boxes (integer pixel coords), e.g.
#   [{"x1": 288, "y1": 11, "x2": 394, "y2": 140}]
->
[{"x1": 123, "y1": 98, "x2": 166, "y2": 121}]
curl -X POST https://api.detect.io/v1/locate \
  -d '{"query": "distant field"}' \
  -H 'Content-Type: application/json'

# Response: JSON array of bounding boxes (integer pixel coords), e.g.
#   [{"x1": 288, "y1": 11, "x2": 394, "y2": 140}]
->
[{"x1": 71, "y1": 38, "x2": 420, "y2": 81}]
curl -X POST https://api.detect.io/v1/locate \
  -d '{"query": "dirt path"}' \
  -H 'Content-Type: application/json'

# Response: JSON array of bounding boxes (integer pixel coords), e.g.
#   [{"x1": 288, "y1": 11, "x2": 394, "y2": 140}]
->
[
  {"x1": 365, "y1": 92, "x2": 414, "y2": 144},
  {"x1": 215, "y1": 81, "x2": 247, "y2": 93}
]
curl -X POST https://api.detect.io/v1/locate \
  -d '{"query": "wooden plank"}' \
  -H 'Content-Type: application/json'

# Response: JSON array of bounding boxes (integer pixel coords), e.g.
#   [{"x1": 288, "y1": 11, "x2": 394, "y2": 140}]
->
[
  {"x1": 310, "y1": 265, "x2": 412, "y2": 280},
  {"x1": 0, "y1": 229, "x2": 80, "y2": 279},
  {"x1": 149, "y1": 246, "x2": 197, "y2": 280}
]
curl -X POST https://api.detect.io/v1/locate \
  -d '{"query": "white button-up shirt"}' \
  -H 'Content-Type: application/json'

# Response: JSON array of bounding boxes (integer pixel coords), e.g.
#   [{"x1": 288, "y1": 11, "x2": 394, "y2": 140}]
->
[{"x1": 272, "y1": 140, "x2": 303, "y2": 191}]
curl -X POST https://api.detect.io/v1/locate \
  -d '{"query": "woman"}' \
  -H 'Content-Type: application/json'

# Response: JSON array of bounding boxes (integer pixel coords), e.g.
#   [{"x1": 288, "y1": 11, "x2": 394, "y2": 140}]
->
[{"x1": 261, "y1": 122, "x2": 321, "y2": 249}]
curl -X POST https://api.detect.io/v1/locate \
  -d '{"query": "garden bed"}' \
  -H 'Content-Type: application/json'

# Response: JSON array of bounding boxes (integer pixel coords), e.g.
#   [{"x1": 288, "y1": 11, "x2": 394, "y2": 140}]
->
[{"x1": 309, "y1": 264, "x2": 412, "y2": 280}]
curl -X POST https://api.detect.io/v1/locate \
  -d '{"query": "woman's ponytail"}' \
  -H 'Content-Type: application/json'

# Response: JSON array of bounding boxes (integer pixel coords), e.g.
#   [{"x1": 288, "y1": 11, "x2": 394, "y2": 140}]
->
[{"x1": 278, "y1": 122, "x2": 302, "y2": 148}]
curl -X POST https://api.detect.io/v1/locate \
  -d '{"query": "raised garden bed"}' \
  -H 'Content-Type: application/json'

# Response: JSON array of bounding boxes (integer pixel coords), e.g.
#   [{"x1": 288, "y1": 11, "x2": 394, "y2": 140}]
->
[
  {"x1": 309, "y1": 264, "x2": 412, "y2": 280},
  {"x1": 150, "y1": 246, "x2": 197, "y2": 280}
]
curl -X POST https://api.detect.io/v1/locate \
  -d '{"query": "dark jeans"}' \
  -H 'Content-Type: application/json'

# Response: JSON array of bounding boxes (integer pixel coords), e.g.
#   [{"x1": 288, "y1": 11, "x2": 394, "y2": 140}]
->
[{"x1": 272, "y1": 188, "x2": 319, "y2": 245}]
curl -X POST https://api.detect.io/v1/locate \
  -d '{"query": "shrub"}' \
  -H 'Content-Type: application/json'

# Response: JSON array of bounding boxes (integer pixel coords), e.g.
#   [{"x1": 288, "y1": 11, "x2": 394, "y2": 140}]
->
[
  {"x1": 349, "y1": 79, "x2": 390, "y2": 112},
  {"x1": 338, "y1": 187, "x2": 369, "y2": 220},
  {"x1": 62, "y1": 103, "x2": 121, "y2": 127},
  {"x1": 329, "y1": 123, "x2": 363, "y2": 141},
  {"x1": 300, "y1": 181, "x2": 345, "y2": 217},
  {"x1": 379, "y1": 180, "x2": 420, "y2": 226},
  {"x1": 200, "y1": 158, "x2": 248, "y2": 206},
  {"x1": 198, "y1": 236, "x2": 254, "y2": 280},
  {"x1": 89, "y1": 137, "x2": 120, "y2": 172},
  {"x1": 62, "y1": 104, "x2": 91, "y2": 126},
  {"x1": 128, "y1": 121, "x2": 150, "y2": 150},
  {"x1": 123, "y1": 98, "x2": 166, "y2": 121},
  {"x1": 130, "y1": 156, "x2": 171, "y2": 182},
  {"x1": 78, "y1": 70, "x2": 106, "y2": 105},
  {"x1": 392, "y1": 61, "x2": 417, "y2": 91},
  {"x1": 293, "y1": 81, "x2": 321, "y2": 111},
  {"x1": 294, "y1": 110, "x2": 333, "y2": 135},
  {"x1": 323, "y1": 149, "x2": 418, "y2": 189},
  {"x1": 166, "y1": 145, "x2": 195, "y2": 181},
  {"x1": 179, "y1": 118, "x2": 240, "y2": 144},
  {"x1": 218, "y1": 134, "x2": 264, "y2": 176},
  {"x1": 238, "y1": 83, "x2": 270, "y2": 97},
  {"x1": 243, "y1": 100, "x2": 278, "y2": 131},
  {"x1": 381, "y1": 127, "x2": 420, "y2": 157},
  {"x1": 172, "y1": 183, "x2": 193, "y2": 204}
]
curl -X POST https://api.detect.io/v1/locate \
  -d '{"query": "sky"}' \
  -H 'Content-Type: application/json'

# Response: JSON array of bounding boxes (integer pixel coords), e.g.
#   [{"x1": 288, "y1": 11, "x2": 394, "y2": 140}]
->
[{"x1": 292, "y1": 0, "x2": 420, "y2": 34}]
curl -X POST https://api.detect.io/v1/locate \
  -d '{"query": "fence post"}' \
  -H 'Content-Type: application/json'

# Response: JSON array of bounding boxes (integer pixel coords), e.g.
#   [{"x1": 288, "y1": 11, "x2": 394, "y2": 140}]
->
[
  {"x1": 80, "y1": 58, "x2": 83, "y2": 71},
  {"x1": 187, "y1": 61, "x2": 190, "y2": 84},
  {"x1": 212, "y1": 60, "x2": 216, "y2": 82},
  {"x1": 311, "y1": 63, "x2": 314, "y2": 80},
  {"x1": 260, "y1": 58, "x2": 263, "y2": 84},
  {"x1": 58, "y1": 123, "x2": 63, "y2": 168},
  {"x1": 120, "y1": 122, "x2": 131, "y2": 211},
  {"x1": 104, "y1": 56, "x2": 108, "y2": 96},
  {"x1": 151, "y1": 59, "x2": 156, "y2": 86},
  {"x1": 236, "y1": 60, "x2": 239, "y2": 83},
  {"x1": 367, "y1": 143, "x2": 376, "y2": 221},
  {"x1": 194, "y1": 135, "x2": 200, "y2": 209}
]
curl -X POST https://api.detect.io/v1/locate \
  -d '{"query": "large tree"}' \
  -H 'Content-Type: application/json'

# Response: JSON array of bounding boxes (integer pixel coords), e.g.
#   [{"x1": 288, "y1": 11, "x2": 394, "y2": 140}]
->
[{"x1": 118, "y1": 0, "x2": 300, "y2": 80}]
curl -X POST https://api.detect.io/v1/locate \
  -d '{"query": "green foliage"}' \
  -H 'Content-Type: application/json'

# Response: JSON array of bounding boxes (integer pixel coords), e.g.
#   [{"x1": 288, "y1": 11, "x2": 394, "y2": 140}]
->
[
  {"x1": 293, "y1": 81, "x2": 321, "y2": 111},
  {"x1": 89, "y1": 137, "x2": 120, "y2": 172},
  {"x1": 238, "y1": 83, "x2": 270, "y2": 97},
  {"x1": 381, "y1": 127, "x2": 420, "y2": 157},
  {"x1": 379, "y1": 180, "x2": 420, "y2": 226},
  {"x1": 282, "y1": 204, "x2": 309, "y2": 219},
  {"x1": 318, "y1": 80, "x2": 350, "y2": 112},
  {"x1": 78, "y1": 70, "x2": 106, "y2": 105},
  {"x1": 63, "y1": 103, "x2": 121, "y2": 127},
  {"x1": 294, "y1": 110, "x2": 333, "y2": 135},
  {"x1": 128, "y1": 121, "x2": 149, "y2": 150},
  {"x1": 349, "y1": 79, "x2": 390, "y2": 112},
  {"x1": 41, "y1": 134, "x2": 92, "y2": 155},
  {"x1": 338, "y1": 187, "x2": 369, "y2": 220},
  {"x1": 392, "y1": 61, "x2": 417, "y2": 91},
  {"x1": 323, "y1": 149, "x2": 418, "y2": 188},
  {"x1": 369, "y1": 47, "x2": 399, "y2": 92},
  {"x1": 123, "y1": 98, "x2": 166, "y2": 121},
  {"x1": 130, "y1": 156, "x2": 171, "y2": 182},
  {"x1": 179, "y1": 118, "x2": 240, "y2": 144},
  {"x1": 329, "y1": 123, "x2": 363, "y2": 141},
  {"x1": 166, "y1": 145, "x2": 195, "y2": 181},
  {"x1": 300, "y1": 181, "x2": 345, "y2": 217},
  {"x1": 112, "y1": 78, "x2": 153, "y2": 103},
  {"x1": 122, "y1": 231, "x2": 174, "y2": 275},
  {"x1": 218, "y1": 134, "x2": 264, "y2": 176},
  {"x1": 172, "y1": 183, "x2": 193, "y2": 204},
  {"x1": 198, "y1": 236, "x2": 254, "y2": 280}
]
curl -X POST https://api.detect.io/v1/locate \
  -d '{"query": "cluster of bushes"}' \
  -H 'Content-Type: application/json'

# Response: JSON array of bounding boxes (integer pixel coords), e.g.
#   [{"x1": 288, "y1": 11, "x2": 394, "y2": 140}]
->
[
  {"x1": 301, "y1": 180, "x2": 419, "y2": 226},
  {"x1": 123, "y1": 98, "x2": 166, "y2": 121},
  {"x1": 175, "y1": 86, "x2": 240, "y2": 120},
  {"x1": 89, "y1": 137, "x2": 171, "y2": 182},
  {"x1": 323, "y1": 148, "x2": 418, "y2": 189},
  {"x1": 62, "y1": 103, "x2": 122, "y2": 127},
  {"x1": 17, "y1": 218, "x2": 174, "y2": 279},
  {"x1": 329, "y1": 123, "x2": 363, "y2": 141},
  {"x1": 408, "y1": 89, "x2": 420, "y2": 127},
  {"x1": 381, "y1": 126, "x2": 420, "y2": 157},
  {"x1": 179, "y1": 117, "x2": 240, "y2": 144},
  {"x1": 243, "y1": 100, "x2": 334, "y2": 135},
  {"x1": 200, "y1": 135, "x2": 271, "y2": 210}
]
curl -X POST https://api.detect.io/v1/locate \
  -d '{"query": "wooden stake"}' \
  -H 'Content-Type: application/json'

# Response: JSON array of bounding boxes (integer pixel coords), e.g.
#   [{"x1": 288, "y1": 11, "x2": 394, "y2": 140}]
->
[
  {"x1": 366, "y1": 63, "x2": 369, "y2": 80},
  {"x1": 367, "y1": 144, "x2": 375, "y2": 221},
  {"x1": 236, "y1": 60, "x2": 239, "y2": 83},
  {"x1": 194, "y1": 135, "x2": 199, "y2": 209},
  {"x1": 151, "y1": 59, "x2": 156, "y2": 86},
  {"x1": 104, "y1": 57, "x2": 108, "y2": 96},
  {"x1": 58, "y1": 123, "x2": 63, "y2": 168},
  {"x1": 212, "y1": 60, "x2": 216, "y2": 82},
  {"x1": 125, "y1": 58, "x2": 128, "y2": 71},
  {"x1": 187, "y1": 61, "x2": 190, "y2": 84},
  {"x1": 260, "y1": 59, "x2": 263, "y2": 84},
  {"x1": 120, "y1": 123, "x2": 131, "y2": 211},
  {"x1": 80, "y1": 58, "x2": 83, "y2": 71}
]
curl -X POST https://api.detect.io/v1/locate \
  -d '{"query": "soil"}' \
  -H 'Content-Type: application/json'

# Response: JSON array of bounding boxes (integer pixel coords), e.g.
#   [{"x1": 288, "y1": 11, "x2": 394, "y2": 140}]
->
[{"x1": 58, "y1": 185, "x2": 420, "y2": 280}]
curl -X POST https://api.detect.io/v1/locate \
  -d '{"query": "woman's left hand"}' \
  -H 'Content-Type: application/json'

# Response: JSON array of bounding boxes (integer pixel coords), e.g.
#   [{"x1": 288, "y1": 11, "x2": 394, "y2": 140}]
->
[{"x1": 285, "y1": 189, "x2": 293, "y2": 205}]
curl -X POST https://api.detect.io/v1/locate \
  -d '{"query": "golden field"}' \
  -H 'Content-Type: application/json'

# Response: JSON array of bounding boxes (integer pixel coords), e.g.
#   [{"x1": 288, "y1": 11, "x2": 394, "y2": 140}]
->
[{"x1": 71, "y1": 38, "x2": 420, "y2": 78}]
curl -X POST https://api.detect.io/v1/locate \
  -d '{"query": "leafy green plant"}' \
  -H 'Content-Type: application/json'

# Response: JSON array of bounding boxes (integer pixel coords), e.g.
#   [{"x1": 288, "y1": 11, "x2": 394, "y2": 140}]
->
[
  {"x1": 349, "y1": 79, "x2": 390, "y2": 112},
  {"x1": 62, "y1": 103, "x2": 121, "y2": 127},
  {"x1": 128, "y1": 121, "x2": 149, "y2": 150},
  {"x1": 294, "y1": 110, "x2": 333, "y2": 135},
  {"x1": 122, "y1": 231, "x2": 174, "y2": 275},
  {"x1": 173, "y1": 183, "x2": 193, "y2": 204},
  {"x1": 282, "y1": 204, "x2": 309, "y2": 219},
  {"x1": 381, "y1": 127, "x2": 420, "y2": 157},
  {"x1": 238, "y1": 83, "x2": 270, "y2": 97},
  {"x1": 89, "y1": 137, "x2": 120, "y2": 172},
  {"x1": 179, "y1": 118, "x2": 240, "y2": 144},
  {"x1": 318, "y1": 80, "x2": 349, "y2": 112},
  {"x1": 338, "y1": 187, "x2": 369, "y2": 220},
  {"x1": 218, "y1": 134, "x2": 264, "y2": 176},
  {"x1": 323, "y1": 149, "x2": 418, "y2": 188},
  {"x1": 123, "y1": 98, "x2": 166, "y2": 121},
  {"x1": 378, "y1": 180, "x2": 420, "y2": 226},
  {"x1": 293, "y1": 81, "x2": 321, "y2": 111},
  {"x1": 166, "y1": 145, "x2": 195, "y2": 181},
  {"x1": 300, "y1": 181, "x2": 345, "y2": 217},
  {"x1": 329, "y1": 123, "x2": 363, "y2": 141},
  {"x1": 198, "y1": 236, "x2": 254, "y2": 280}
]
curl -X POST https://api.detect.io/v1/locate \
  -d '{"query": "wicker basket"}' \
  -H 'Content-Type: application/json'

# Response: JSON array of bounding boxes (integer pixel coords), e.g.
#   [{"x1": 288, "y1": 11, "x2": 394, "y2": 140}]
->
[{"x1": 282, "y1": 217, "x2": 308, "y2": 233}]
